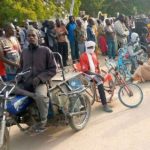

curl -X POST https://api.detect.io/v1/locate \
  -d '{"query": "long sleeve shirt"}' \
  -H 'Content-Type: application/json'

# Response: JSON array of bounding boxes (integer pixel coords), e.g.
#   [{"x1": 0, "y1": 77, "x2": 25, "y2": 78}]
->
[{"x1": 20, "y1": 45, "x2": 57, "y2": 83}]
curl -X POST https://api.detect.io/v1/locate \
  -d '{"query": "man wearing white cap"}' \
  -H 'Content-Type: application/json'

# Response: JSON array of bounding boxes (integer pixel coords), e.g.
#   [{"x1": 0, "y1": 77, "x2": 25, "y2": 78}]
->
[{"x1": 80, "y1": 41, "x2": 112, "y2": 112}]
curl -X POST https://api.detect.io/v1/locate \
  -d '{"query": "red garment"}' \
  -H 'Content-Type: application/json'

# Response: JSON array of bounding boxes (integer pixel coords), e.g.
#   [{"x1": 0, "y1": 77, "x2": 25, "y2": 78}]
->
[
  {"x1": 0, "y1": 61, "x2": 6, "y2": 76},
  {"x1": 99, "y1": 35, "x2": 107, "y2": 53},
  {"x1": 79, "y1": 52, "x2": 100, "y2": 73},
  {"x1": 79, "y1": 52, "x2": 112, "y2": 83}
]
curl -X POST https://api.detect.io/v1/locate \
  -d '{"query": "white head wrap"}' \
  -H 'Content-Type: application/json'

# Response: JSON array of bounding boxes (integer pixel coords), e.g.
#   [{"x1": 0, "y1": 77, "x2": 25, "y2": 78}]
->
[
  {"x1": 85, "y1": 41, "x2": 96, "y2": 54},
  {"x1": 131, "y1": 32, "x2": 139, "y2": 43}
]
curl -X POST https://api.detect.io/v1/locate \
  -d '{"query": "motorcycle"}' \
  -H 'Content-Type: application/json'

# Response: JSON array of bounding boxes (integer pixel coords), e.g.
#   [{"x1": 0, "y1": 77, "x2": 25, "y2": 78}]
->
[{"x1": 0, "y1": 53, "x2": 91, "y2": 150}]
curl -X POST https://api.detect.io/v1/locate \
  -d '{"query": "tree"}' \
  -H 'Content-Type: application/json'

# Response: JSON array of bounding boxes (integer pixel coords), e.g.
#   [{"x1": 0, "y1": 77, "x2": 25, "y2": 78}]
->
[
  {"x1": 0, "y1": 0, "x2": 81, "y2": 27},
  {"x1": 80, "y1": 0, "x2": 103, "y2": 17},
  {"x1": 80, "y1": 0, "x2": 150, "y2": 17}
]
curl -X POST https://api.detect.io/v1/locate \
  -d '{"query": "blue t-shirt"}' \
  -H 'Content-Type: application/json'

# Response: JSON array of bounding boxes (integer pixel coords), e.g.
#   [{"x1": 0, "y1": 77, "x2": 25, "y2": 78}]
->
[{"x1": 67, "y1": 23, "x2": 76, "y2": 42}]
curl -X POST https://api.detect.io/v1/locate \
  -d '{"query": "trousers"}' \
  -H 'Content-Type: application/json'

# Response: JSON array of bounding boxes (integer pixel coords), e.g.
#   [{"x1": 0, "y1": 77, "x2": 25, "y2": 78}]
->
[
  {"x1": 90, "y1": 75, "x2": 107, "y2": 105},
  {"x1": 34, "y1": 84, "x2": 49, "y2": 122},
  {"x1": 15, "y1": 83, "x2": 49, "y2": 122}
]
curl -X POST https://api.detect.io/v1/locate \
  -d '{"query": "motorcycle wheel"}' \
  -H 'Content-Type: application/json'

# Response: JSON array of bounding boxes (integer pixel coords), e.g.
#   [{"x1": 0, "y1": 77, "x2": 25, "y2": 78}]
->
[
  {"x1": 0, "y1": 128, "x2": 9, "y2": 150},
  {"x1": 68, "y1": 94, "x2": 91, "y2": 131}
]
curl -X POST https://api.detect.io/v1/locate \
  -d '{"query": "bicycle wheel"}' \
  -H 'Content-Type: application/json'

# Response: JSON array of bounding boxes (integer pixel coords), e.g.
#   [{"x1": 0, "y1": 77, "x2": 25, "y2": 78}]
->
[
  {"x1": 68, "y1": 94, "x2": 91, "y2": 131},
  {"x1": 118, "y1": 83, "x2": 143, "y2": 108}
]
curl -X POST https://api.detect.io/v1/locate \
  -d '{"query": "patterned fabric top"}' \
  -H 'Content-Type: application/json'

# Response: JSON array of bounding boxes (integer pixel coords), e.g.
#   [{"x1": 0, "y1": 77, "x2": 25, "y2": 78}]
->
[{"x1": 0, "y1": 36, "x2": 21, "y2": 74}]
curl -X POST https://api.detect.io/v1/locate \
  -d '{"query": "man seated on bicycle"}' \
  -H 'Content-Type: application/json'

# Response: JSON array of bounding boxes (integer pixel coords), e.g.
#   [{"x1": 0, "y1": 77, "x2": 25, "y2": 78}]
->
[
  {"x1": 127, "y1": 32, "x2": 143, "y2": 74},
  {"x1": 79, "y1": 41, "x2": 113, "y2": 112}
]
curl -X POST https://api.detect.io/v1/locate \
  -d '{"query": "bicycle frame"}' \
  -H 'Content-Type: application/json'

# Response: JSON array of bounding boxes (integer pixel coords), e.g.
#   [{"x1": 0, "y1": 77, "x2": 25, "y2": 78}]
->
[{"x1": 110, "y1": 67, "x2": 133, "y2": 98}]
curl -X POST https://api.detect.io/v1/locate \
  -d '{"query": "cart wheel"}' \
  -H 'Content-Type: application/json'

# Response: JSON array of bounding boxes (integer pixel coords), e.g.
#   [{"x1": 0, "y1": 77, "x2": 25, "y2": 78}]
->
[{"x1": 68, "y1": 94, "x2": 91, "y2": 131}]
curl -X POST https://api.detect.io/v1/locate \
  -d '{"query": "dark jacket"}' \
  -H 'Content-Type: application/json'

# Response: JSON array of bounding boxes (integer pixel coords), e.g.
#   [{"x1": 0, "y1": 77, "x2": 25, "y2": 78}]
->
[
  {"x1": 20, "y1": 45, "x2": 57, "y2": 84},
  {"x1": 87, "y1": 25, "x2": 96, "y2": 42}
]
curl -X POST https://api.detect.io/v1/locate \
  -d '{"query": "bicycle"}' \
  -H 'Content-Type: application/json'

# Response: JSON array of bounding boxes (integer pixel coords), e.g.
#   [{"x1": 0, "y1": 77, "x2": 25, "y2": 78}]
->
[
  {"x1": 73, "y1": 60, "x2": 143, "y2": 108},
  {"x1": 73, "y1": 61, "x2": 115, "y2": 105},
  {"x1": 112, "y1": 45, "x2": 148, "y2": 80},
  {"x1": 105, "y1": 60, "x2": 143, "y2": 108}
]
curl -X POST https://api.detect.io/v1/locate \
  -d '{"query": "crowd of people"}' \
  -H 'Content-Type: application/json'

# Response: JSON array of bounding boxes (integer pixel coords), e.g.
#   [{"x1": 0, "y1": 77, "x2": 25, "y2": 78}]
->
[{"x1": 0, "y1": 13, "x2": 150, "y2": 133}]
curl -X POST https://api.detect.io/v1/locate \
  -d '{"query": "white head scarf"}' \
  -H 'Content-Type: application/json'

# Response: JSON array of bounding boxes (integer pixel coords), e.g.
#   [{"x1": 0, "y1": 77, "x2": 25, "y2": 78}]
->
[
  {"x1": 131, "y1": 32, "x2": 139, "y2": 43},
  {"x1": 85, "y1": 41, "x2": 96, "y2": 54},
  {"x1": 85, "y1": 41, "x2": 96, "y2": 73}
]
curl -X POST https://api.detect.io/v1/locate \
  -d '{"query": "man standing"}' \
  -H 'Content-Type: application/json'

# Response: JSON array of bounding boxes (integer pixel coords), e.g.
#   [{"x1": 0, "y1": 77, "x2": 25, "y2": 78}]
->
[
  {"x1": 105, "y1": 19, "x2": 116, "y2": 60},
  {"x1": 20, "y1": 28, "x2": 57, "y2": 132},
  {"x1": 0, "y1": 23, "x2": 21, "y2": 80},
  {"x1": 66, "y1": 16, "x2": 78, "y2": 62},
  {"x1": 23, "y1": 21, "x2": 29, "y2": 49},
  {"x1": 87, "y1": 18, "x2": 96, "y2": 42},
  {"x1": 114, "y1": 14, "x2": 129, "y2": 48},
  {"x1": 75, "y1": 19, "x2": 87, "y2": 55},
  {"x1": 55, "y1": 19, "x2": 68, "y2": 66}
]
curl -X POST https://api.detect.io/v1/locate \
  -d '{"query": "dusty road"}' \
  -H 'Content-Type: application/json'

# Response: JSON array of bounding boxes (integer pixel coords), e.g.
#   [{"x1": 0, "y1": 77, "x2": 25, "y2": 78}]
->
[{"x1": 9, "y1": 82, "x2": 150, "y2": 150}]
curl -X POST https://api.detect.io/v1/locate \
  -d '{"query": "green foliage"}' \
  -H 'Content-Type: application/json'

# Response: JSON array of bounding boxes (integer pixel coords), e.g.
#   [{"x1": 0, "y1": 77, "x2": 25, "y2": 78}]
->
[
  {"x1": 80, "y1": 0, "x2": 103, "y2": 17},
  {"x1": 80, "y1": 0, "x2": 150, "y2": 17},
  {"x1": 0, "y1": 0, "x2": 81, "y2": 27}
]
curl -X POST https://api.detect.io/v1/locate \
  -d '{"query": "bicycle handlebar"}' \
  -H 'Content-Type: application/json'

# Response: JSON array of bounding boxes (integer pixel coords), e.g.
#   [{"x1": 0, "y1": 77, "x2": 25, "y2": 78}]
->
[{"x1": 83, "y1": 71, "x2": 104, "y2": 81}]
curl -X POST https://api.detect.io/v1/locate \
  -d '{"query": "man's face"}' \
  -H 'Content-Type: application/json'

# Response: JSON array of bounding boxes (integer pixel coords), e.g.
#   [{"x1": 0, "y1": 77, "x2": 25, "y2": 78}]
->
[
  {"x1": 76, "y1": 20, "x2": 81, "y2": 27},
  {"x1": 8, "y1": 24, "x2": 16, "y2": 36},
  {"x1": 120, "y1": 16, "x2": 125, "y2": 23},
  {"x1": 24, "y1": 22, "x2": 29, "y2": 29},
  {"x1": 27, "y1": 30, "x2": 38, "y2": 44},
  {"x1": 70, "y1": 16, "x2": 75, "y2": 22},
  {"x1": 106, "y1": 19, "x2": 111, "y2": 25},
  {"x1": 56, "y1": 19, "x2": 61, "y2": 27},
  {"x1": 33, "y1": 22, "x2": 39, "y2": 29},
  {"x1": 86, "y1": 46, "x2": 95, "y2": 54}
]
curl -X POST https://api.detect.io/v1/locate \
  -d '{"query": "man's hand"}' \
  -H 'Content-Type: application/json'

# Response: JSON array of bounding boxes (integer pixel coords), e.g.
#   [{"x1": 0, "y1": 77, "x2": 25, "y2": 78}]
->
[
  {"x1": 13, "y1": 62, "x2": 20, "y2": 68},
  {"x1": 32, "y1": 77, "x2": 41, "y2": 88},
  {"x1": 138, "y1": 50, "x2": 143, "y2": 55},
  {"x1": 98, "y1": 74, "x2": 104, "y2": 81}
]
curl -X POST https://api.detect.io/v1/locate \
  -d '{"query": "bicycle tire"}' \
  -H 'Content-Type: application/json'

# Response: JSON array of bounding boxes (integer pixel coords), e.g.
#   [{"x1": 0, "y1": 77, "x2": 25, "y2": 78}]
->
[
  {"x1": 118, "y1": 83, "x2": 143, "y2": 108},
  {"x1": 68, "y1": 94, "x2": 91, "y2": 131}
]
